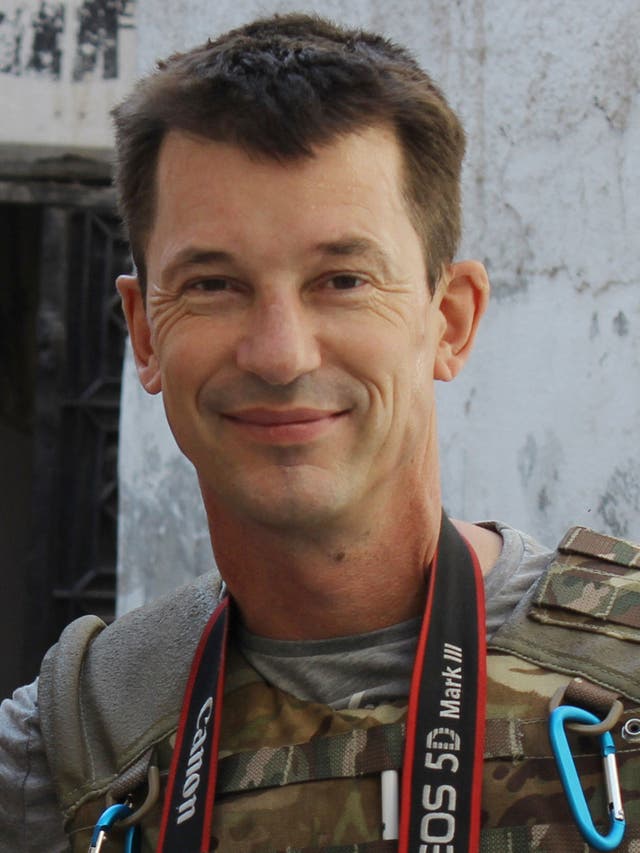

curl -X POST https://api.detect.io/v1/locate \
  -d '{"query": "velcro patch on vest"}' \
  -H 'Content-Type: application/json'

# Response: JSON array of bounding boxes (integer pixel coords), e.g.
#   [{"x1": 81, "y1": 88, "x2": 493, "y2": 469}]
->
[
  {"x1": 559, "y1": 526, "x2": 640, "y2": 568},
  {"x1": 532, "y1": 557, "x2": 640, "y2": 634}
]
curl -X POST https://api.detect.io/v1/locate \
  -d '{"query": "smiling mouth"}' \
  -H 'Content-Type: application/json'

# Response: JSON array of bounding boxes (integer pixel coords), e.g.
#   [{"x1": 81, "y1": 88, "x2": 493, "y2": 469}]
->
[
  {"x1": 222, "y1": 407, "x2": 348, "y2": 443},
  {"x1": 226, "y1": 408, "x2": 342, "y2": 425}
]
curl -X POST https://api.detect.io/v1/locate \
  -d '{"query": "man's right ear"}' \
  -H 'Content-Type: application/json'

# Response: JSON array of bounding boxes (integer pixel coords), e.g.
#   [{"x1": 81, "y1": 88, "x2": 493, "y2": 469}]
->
[{"x1": 117, "y1": 275, "x2": 162, "y2": 395}]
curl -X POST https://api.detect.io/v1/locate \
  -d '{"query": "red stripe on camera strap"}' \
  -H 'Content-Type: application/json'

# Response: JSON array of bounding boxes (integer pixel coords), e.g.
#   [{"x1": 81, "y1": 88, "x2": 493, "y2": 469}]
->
[
  {"x1": 398, "y1": 514, "x2": 486, "y2": 853},
  {"x1": 157, "y1": 513, "x2": 486, "y2": 853},
  {"x1": 156, "y1": 597, "x2": 229, "y2": 853}
]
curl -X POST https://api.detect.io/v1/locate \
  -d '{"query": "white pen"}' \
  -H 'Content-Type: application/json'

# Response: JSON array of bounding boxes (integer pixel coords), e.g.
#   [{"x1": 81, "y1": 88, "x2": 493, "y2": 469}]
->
[{"x1": 381, "y1": 769, "x2": 400, "y2": 840}]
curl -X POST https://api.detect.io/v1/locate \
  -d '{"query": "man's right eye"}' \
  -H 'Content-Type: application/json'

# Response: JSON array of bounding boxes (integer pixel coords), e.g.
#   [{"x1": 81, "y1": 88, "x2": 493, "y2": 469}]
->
[{"x1": 188, "y1": 278, "x2": 229, "y2": 292}]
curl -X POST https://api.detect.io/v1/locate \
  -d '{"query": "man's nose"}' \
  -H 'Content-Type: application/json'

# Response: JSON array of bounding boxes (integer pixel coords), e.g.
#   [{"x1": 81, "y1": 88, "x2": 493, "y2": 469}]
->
[{"x1": 235, "y1": 297, "x2": 322, "y2": 385}]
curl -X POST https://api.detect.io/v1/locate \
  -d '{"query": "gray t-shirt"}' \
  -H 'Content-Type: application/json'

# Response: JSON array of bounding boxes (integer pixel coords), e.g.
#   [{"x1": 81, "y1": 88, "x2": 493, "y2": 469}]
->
[
  {"x1": 0, "y1": 522, "x2": 551, "y2": 851},
  {"x1": 238, "y1": 522, "x2": 550, "y2": 709}
]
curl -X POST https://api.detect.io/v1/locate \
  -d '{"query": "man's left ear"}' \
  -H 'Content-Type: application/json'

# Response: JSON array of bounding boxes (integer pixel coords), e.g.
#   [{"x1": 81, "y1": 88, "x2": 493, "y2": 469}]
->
[{"x1": 434, "y1": 260, "x2": 490, "y2": 382}]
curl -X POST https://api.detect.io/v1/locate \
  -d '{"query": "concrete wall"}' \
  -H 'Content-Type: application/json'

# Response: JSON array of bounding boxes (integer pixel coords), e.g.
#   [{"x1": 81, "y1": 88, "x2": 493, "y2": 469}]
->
[
  {"x1": 432, "y1": 1, "x2": 640, "y2": 547},
  {"x1": 117, "y1": 0, "x2": 640, "y2": 612}
]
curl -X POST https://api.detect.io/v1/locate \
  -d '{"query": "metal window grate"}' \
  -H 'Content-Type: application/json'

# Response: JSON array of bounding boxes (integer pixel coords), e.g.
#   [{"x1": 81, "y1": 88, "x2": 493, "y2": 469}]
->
[{"x1": 51, "y1": 209, "x2": 130, "y2": 624}]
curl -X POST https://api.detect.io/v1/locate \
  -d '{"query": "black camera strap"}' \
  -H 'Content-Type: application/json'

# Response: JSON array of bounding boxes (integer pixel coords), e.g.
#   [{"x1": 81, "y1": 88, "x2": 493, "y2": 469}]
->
[{"x1": 398, "y1": 513, "x2": 486, "y2": 853}]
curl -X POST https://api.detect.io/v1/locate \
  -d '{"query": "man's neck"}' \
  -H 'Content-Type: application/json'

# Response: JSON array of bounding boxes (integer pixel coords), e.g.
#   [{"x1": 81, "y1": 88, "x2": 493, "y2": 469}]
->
[{"x1": 202, "y1": 489, "x2": 502, "y2": 641}]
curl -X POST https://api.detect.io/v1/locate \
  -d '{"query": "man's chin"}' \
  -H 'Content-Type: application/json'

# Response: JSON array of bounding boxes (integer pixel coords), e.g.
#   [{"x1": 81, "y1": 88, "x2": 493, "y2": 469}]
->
[
  {"x1": 212, "y1": 471, "x2": 351, "y2": 532},
  {"x1": 250, "y1": 490, "x2": 345, "y2": 531}
]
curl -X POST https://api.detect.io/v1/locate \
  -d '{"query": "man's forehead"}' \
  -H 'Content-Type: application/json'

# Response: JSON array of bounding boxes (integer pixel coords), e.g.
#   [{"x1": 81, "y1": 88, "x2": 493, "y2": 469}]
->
[
  {"x1": 150, "y1": 126, "x2": 408, "y2": 228},
  {"x1": 155, "y1": 124, "x2": 404, "y2": 183}
]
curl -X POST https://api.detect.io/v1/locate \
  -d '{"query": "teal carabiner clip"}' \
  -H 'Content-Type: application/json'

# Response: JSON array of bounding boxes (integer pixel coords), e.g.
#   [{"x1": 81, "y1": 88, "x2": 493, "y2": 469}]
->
[
  {"x1": 549, "y1": 704, "x2": 625, "y2": 851},
  {"x1": 88, "y1": 803, "x2": 141, "y2": 853}
]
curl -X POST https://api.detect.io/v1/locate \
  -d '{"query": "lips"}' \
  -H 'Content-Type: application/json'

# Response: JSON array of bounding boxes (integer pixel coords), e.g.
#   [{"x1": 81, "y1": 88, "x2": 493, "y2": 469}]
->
[
  {"x1": 226, "y1": 408, "x2": 339, "y2": 426},
  {"x1": 222, "y1": 407, "x2": 347, "y2": 444}
]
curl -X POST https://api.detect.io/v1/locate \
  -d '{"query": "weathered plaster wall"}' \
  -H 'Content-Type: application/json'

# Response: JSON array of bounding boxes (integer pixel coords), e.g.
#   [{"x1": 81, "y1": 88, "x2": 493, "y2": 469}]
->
[
  {"x1": 118, "y1": 357, "x2": 212, "y2": 613},
  {"x1": 0, "y1": 0, "x2": 136, "y2": 149},
  {"x1": 430, "y1": 1, "x2": 640, "y2": 545},
  {"x1": 118, "y1": 0, "x2": 640, "y2": 612}
]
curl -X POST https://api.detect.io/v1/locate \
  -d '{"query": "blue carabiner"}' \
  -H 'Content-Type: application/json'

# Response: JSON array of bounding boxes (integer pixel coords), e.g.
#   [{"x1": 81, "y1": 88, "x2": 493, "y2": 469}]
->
[
  {"x1": 88, "y1": 803, "x2": 141, "y2": 853},
  {"x1": 549, "y1": 704, "x2": 625, "y2": 851}
]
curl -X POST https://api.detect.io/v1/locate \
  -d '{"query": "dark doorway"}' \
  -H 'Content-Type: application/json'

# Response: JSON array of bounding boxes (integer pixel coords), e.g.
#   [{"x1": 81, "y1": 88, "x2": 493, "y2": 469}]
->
[
  {"x1": 0, "y1": 203, "x2": 42, "y2": 699},
  {"x1": 0, "y1": 194, "x2": 129, "y2": 699}
]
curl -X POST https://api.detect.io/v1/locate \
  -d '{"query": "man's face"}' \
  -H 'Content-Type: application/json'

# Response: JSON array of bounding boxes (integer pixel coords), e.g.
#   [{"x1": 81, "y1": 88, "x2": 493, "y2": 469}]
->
[{"x1": 127, "y1": 127, "x2": 454, "y2": 531}]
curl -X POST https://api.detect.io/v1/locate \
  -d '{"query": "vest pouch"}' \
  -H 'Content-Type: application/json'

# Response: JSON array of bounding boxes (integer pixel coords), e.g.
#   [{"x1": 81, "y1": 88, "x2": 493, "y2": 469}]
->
[
  {"x1": 482, "y1": 653, "x2": 640, "y2": 850},
  {"x1": 485, "y1": 526, "x2": 640, "y2": 851}
]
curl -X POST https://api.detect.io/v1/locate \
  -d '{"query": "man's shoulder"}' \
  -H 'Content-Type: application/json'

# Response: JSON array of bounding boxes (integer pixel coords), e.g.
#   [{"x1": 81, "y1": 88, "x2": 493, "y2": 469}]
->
[
  {"x1": 43, "y1": 568, "x2": 223, "y2": 688},
  {"x1": 94, "y1": 569, "x2": 224, "y2": 659},
  {"x1": 38, "y1": 571, "x2": 223, "y2": 817}
]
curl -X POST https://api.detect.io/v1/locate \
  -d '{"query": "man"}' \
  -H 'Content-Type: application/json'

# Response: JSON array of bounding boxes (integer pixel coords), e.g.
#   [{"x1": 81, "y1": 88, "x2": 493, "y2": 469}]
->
[{"x1": 2, "y1": 13, "x2": 639, "y2": 853}]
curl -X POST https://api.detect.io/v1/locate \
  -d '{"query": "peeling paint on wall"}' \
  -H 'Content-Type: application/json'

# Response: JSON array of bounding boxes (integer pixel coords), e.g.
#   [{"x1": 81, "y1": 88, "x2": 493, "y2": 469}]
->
[
  {"x1": 612, "y1": 310, "x2": 629, "y2": 337},
  {"x1": 464, "y1": 386, "x2": 476, "y2": 415},
  {"x1": 518, "y1": 433, "x2": 537, "y2": 486},
  {"x1": 516, "y1": 431, "x2": 564, "y2": 522},
  {"x1": 537, "y1": 485, "x2": 550, "y2": 513},
  {"x1": 484, "y1": 202, "x2": 534, "y2": 300},
  {"x1": 598, "y1": 461, "x2": 640, "y2": 538}
]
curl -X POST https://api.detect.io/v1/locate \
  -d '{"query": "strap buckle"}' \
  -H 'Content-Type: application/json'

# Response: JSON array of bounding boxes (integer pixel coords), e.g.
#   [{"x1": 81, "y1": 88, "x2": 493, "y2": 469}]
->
[
  {"x1": 549, "y1": 678, "x2": 624, "y2": 735},
  {"x1": 88, "y1": 803, "x2": 141, "y2": 853},
  {"x1": 549, "y1": 704, "x2": 625, "y2": 851}
]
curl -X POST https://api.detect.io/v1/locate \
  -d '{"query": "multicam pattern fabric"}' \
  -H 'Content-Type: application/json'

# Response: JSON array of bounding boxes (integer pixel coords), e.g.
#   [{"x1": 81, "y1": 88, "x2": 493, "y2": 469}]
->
[
  {"x1": 67, "y1": 650, "x2": 640, "y2": 852},
  {"x1": 537, "y1": 526, "x2": 640, "y2": 637},
  {"x1": 64, "y1": 527, "x2": 640, "y2": 852},
  {"x1": 482, "y1": 657, "x2": 640, "y2": 845},
  {"x1": 559, "y1": 527, "x2": 640, "y2": 568},
  {"x1": 534, "y1": 556, "x2": 640, "y2": 634}
]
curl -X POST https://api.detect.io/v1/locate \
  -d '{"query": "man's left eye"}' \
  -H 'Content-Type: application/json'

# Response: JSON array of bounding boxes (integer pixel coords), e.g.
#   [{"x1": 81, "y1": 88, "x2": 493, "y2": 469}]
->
[{"x1": 326, "y1": 274, "x2": 365, "y2": 290}]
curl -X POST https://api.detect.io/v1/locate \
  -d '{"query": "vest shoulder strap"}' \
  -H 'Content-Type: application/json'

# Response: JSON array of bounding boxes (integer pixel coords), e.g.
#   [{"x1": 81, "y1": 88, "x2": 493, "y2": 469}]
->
[
  {"x1": 39, "y1": 571, "x2": 223, "y2": 821},
  {"x1": 489, "y1": 525, "x2": 640, "y2": 700}
]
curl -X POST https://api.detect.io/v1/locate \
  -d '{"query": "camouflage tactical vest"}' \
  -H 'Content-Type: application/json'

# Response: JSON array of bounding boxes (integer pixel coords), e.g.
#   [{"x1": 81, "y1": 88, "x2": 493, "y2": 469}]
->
[{"x1": 39, "y1": 527, "x2": 640, "y2": 852}]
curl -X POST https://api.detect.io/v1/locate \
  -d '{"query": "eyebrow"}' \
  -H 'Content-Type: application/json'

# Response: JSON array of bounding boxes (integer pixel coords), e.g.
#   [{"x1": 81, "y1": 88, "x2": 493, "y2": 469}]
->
[
  {"x1": 162, "y1": 236, "x2": 394, "y2": 282},
  {"x1": 163, "y1": 248, "x2": 234, "y2": 283},
  {"x1": 312, "y1": 237, "x2": 393, "y2": 277}
]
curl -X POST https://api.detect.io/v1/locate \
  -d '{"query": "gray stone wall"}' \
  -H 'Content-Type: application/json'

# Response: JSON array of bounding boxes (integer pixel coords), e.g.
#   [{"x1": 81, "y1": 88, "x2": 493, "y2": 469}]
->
[{"x1": 117, "y1": 0, "x2": 640, "y2": 612}]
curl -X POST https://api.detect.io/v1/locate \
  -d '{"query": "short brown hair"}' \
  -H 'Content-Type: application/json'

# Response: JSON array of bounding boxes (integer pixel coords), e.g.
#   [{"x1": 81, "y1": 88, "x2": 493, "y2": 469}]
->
[{"x1": 112, "y1": 13, "x2": 465, "y2": 295}]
